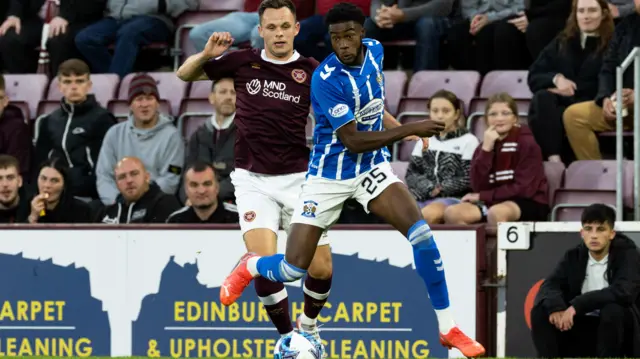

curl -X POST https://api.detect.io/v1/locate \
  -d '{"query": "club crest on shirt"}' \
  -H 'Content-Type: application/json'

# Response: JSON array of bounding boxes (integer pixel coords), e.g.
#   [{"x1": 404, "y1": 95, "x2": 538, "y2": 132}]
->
[
  {"x1": 244, "y1": 211, "x2": 256, "y2": 222},
  {"x1": 251, "y1": 62, "x2": 261, "y2": 69},
  {"x1": 291, "y1": 69, "x2": 307, "y2": 83},
  {"x1": 301, "y1": 200, "x2": 318, "y2": 218},
  {"x1": 376, "y1": 73, "x2": 383, "y2": 85}
]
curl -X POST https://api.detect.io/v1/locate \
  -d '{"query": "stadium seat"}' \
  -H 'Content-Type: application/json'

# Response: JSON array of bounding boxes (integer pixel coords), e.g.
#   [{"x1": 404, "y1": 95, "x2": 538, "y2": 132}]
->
[
  {"x1": 390, "y1": 161, "x2": 409, "y2": 183},
  {"x1": 383, "y1": 71, "x2": 408, "y2": 115},
  {"x1": 37, "y1": 100, "x2": 60, "y2": 118},
  {"x1": 177, "y1": 98, "x2": 213, "y2": 139},
  {"x1": 47, "y1": 74, "x2": 120, "y2": 107},
  {"x1": 406, "y1": 71, "x2": 481, "y2": 114},
  {"x1": 543, "y1": 161, "x2": 565, "y2": 205},
  {"x1": 118, "y1": 72, "x2": 187, "y2": 116},
  {"x1": 467, "y1": 97, "x2": 531, "y2": 117},
  {"x1": 396, "y1": 97, "x2": 429, "y2": 124},
  {"x1": 189, "y1": 80, "x2": 214, "y2": 99},
  {"x1": 4, "y1": 74, "x2": 48, "y2": 118},
  {"x1": 107, "y1": 99, "x2": 172, "y2": 121},
  {"x1": 172, "y1": 12, "x2": 231, "y2": 71},
  {"x1": 551, "y1": 160, "x2": 633, "y2": 221},
  {"x1": 479, "y1": 71, "x2": 533, "y2": 99}
]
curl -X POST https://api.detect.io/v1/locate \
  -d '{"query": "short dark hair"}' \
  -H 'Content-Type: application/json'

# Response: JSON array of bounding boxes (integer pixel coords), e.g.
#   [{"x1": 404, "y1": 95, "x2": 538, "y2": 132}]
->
[
  {"x1": 0, "y1": 155, "x2": 19, "y2": 171},
  {"x1": 58, "y1": 59, "x2": 91, "y2": 77},
  {"x1": 0, "y1": 74, "x2": 5, "y2": 91},
  {"x1": 581, "y1": 203, "x2": 616, "y2": 228},
  {"x1": 258, "y1": 0, "x2": 297, "y2": 20},
  {"x1": 325, "y1": 2, "x2": 366, "y2": 26},
  {"x1": 211, "y1": 78, "x2": 233, "y2": 92},
  {"x1": 185, "y1": 161, "x2": 217, "y2": 178}
]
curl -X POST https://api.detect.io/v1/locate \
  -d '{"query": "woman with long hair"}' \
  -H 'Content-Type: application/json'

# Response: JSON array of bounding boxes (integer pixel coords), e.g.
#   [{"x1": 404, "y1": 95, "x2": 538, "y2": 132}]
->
[
  {"x1": 527, "y1": 0, "x2": 614, "y2": 164},
  {"x1": 444, "y1": 93, "x2": 549, "y2": 225},
  {"x1": 27, "y1": 158, "x2": 95, "y2": 223},
  {"x1": 405, "y1": 90, "x2": 479, "y2": 224}
]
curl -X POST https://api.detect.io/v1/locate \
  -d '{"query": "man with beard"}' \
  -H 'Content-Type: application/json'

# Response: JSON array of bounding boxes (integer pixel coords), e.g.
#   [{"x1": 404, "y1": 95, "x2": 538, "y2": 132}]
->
[
  {"x1": 98, "y1": 156, "x2": 181, "y2": 224},
  {"x1": 186, "y1": 78, "x2": 236, "y2": 203},
  {"x1": 0, "y1": 155, "x2": 30, "y2": 223},
  {"x1": 167, "y1": 162, "x2": 238, "y2": 223}
]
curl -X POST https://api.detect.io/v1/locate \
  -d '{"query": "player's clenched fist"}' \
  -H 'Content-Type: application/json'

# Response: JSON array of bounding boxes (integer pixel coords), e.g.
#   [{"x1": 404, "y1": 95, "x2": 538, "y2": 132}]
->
[
  {"x1": 203, "y1": 32, "x2": 234, "y2": 59},
  {"x1": 413, "y1": 118, "x2": 446, "y2": 137}
]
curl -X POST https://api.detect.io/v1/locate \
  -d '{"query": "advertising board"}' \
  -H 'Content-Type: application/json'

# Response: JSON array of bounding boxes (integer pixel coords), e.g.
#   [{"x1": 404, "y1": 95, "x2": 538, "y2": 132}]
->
[{"x1": 0, "y1": 226, "x2": 480, "y2": 358}]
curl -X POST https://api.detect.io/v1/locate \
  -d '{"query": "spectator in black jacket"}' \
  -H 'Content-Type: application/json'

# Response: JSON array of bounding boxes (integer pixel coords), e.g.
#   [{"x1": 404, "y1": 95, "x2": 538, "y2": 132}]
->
[
  {"x1": 186, "y1": 78, "x2": 236, "y2": 203},
  {"x1": 563, "y1": 5, "x2": 640, "y2": 160},
  {"x1": 0, "y1": 75, "x2": 31, "y2": 178},
  {"x1": 524, "y1": 0, "x2": 572, "y2": 60},
  {"x1": 531, "y1": 204, "x2": 640, "y2": 358},
  {"x1": 528, "y1": 0, "x2": 614, "y2": 164},
  {"x1": 27, "y1": 158, "x2": 94, "y2": 223},
  {"x1": 98, "y1": 156, "x2": 181, "y2": 224},
  {"x1": 0, "y1": 155, "x2": 31, "y2": 223},
  {"x1": 0, "y1": 0, "x2": 105, "y2": 74},
  {"x1": 167, "y1": 162, "x2": 238, "y2": 224},
  {"x1": 34, "y1": 59, "x2": 116, "y2": 200}
]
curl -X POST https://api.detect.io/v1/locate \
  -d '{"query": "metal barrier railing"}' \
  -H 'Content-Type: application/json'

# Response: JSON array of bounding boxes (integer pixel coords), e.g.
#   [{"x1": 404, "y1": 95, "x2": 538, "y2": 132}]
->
[{"x1": 615, "y1": 47, "x2": 640, "y2": 221}]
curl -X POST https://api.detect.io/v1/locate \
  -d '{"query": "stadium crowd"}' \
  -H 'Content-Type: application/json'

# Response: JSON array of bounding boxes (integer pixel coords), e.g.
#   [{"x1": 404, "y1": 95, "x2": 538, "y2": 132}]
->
[{"x1": 0, "y1": 0, "x2": 638, "y2": 225}]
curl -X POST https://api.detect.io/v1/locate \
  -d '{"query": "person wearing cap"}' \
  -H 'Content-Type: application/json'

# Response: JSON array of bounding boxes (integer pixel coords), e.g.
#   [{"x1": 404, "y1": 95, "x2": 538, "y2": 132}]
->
[{"x1": 95, "y1": 73, "x2": 184, "y2": 205}]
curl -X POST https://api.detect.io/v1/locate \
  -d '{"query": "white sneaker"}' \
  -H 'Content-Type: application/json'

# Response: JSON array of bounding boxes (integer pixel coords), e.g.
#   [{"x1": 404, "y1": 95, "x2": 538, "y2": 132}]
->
[{"x1": 296, "y1": 316, "x2": 328, "y2": 358}]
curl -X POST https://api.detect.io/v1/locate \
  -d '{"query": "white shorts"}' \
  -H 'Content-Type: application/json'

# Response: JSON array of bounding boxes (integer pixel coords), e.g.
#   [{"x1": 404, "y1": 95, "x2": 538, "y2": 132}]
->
[
  {"x1": 291, "y1": 162, "x2": 402, "y2": 229},
  {"x1": 231, "y1": 168, "x2": 330, "y2": 246}
]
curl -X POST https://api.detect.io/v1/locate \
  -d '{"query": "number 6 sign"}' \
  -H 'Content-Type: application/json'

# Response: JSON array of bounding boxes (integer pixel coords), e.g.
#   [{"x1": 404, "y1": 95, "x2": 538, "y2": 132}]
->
[{"x1": 497, "y1": 222, "x2": 532, "y2": 250}]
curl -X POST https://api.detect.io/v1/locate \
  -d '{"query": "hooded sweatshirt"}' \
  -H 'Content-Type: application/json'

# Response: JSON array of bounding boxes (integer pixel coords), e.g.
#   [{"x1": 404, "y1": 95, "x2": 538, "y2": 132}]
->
[{"x1": 96, "y1": 114, "x2": 185, "y2": 205}]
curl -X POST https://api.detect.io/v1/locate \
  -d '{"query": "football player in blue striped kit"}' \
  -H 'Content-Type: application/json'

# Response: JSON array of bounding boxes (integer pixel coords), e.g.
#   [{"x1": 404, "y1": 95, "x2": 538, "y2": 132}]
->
[{"x1": 220, "y1": 3, "x2": 485, "y2": 356}]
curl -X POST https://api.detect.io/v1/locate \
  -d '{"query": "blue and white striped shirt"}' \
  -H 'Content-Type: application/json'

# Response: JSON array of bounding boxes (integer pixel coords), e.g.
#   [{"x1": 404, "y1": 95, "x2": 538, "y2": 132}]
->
[{"x1": 308, "y1": 38, "x2": 390, "y2": 180}]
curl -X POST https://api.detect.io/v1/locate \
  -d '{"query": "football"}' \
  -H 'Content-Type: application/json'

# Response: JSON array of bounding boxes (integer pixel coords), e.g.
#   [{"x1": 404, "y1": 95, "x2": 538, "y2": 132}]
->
[{"x1": 273, "y1": 331, "x2": 324, "y2": 359}]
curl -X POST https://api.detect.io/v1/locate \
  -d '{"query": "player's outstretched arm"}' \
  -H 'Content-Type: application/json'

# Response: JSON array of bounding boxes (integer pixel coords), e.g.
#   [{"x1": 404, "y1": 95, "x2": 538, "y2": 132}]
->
[
  {"x1": 176, "y1": 32, "x2": 233, "y2": 81},
  {"x1": 337, "y1": 119, "x2": 445, "y2": 154}
]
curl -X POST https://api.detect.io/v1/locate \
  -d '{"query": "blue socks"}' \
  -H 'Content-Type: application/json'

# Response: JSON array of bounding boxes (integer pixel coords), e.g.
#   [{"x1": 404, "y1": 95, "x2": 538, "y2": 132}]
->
[
  {"x1": 407, "y1": 220, "x2": 450, "y2": 309},
  {"x1": 256, "y1": 254, "x2": 307, "y2": 283}
]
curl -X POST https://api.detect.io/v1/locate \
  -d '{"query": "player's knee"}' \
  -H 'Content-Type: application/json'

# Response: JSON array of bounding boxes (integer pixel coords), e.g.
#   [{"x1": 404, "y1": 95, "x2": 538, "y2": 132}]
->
[{"x1": 308, "y1": 249, "x2": 333, "y2": 279}]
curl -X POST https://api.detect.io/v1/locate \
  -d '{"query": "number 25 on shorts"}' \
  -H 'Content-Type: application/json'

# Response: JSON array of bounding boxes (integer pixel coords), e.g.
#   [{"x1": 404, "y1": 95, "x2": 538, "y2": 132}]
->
[{"x1": 497, "y1": 222, "x2": 532, "y2": 250}]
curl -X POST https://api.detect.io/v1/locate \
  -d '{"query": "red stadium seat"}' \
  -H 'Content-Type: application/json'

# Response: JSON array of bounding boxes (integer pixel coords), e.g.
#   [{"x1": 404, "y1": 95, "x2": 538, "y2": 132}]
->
[
  {"x1": 178, "y1": 99, "x2": 213, "y2": 139},
  {"x1": 551, "y1": 160, "x2": 633, "y2": 221},
  {"x1": 383, "y1": 71, "x2": 407, "y2": 116},
  {"x1": 189, "y1": 80, "x2": 214, "y2": 99},
  {"x1": 47, "y1": 74, "x2": 120, "y2": 108},
  {"x1": 406, "y1": 71, "x2": 480, "y2": 114},
  {"x1": 479, "y1": 71, "x2": 533, "y2": 99},
  {"x1": 543, "y1": 161, "x2": 565, "y2": 205},
  {"x1": 118, "y1": 72, "x2": 187, "y2": 116},
  {"x1": 172, "y1": 12, "x2": 230, "y2": 71},
  {"x1": 37, "y1": 100, "x2": 60, "y2": 118},
  {"x1": 3, "y1": 74, "x2": 48, "y2": 118}
]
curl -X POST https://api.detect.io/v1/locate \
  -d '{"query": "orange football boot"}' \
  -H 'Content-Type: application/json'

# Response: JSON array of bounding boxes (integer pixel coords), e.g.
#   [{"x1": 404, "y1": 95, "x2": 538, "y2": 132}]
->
[
  {"x1": 440, "y1": 327, "x2": 486, "y2": 358},
  {"x1": 219, "y1": 252, "x2": 257, "y2": 306}
]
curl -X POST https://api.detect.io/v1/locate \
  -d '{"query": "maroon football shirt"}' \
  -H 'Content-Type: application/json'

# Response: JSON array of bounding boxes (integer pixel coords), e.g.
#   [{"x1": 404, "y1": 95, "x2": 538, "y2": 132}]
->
[{"x1": 203, "y1": 49, "x2": 318, "y2": 175}]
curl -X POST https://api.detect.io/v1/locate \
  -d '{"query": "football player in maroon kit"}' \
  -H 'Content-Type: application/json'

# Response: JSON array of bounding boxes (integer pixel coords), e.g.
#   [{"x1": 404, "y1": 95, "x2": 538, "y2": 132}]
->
[{"x1": 176, "y1": 0, "x2": 332, "y2": 352}]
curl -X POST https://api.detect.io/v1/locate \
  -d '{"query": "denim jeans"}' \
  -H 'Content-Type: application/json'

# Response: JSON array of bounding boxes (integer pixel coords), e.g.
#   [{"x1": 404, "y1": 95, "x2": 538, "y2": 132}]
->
[
  {"x1": 364, "y1": 16, "x2": 451, "y2": 71},
  {"x1": 75, "y1": 16, "x2": 171, "y2": 77},
  {"x1": 189, "y1": 12, "x2": 262, "y2": 52}
]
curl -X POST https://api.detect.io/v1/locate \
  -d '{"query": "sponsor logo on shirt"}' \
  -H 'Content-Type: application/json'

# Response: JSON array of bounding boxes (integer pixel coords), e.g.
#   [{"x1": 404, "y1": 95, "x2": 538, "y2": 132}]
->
[
  {"x1": 245, "y1": 79, "x2": 301, "y2": 103},
  {"x1": 329, "y1": 104, "x2": 349, "y2": 118},
  {"x1": 355, "y1": 98, "x2": 384, "y2": 125}
]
